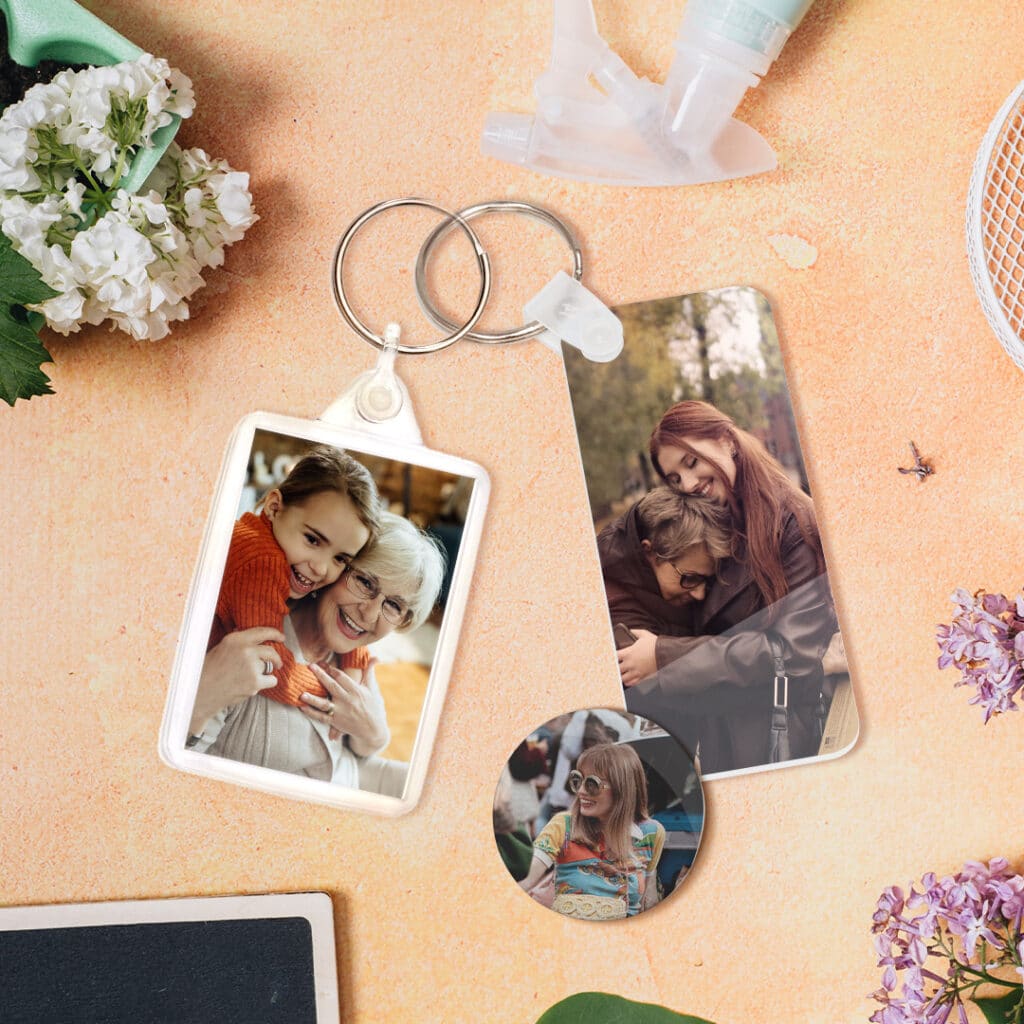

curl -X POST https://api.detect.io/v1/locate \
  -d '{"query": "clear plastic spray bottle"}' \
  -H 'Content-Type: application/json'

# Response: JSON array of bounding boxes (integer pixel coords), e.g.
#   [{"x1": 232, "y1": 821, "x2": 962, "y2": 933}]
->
[
  {"x1": 481, "y1": 0, "x2": 815, "y2": 185},
  {"x1": 662, "y1": 0, "x2": 816, "y2": 153}
]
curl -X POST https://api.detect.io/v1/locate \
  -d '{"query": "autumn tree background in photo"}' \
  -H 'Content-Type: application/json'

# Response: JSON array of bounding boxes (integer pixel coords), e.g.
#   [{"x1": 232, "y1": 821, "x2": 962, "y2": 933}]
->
[{"x1": 563, "y1": 287, "x2": 808, "y2": 531}]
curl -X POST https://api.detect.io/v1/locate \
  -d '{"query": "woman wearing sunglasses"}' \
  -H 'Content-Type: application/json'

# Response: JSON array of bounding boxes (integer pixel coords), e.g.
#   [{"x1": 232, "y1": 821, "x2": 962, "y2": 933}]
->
[
  {"x1": 518, "y1": 742, "x2": 665, "y2": 920},
  {"x1": 189, "y1": 511, "x2": 445, "y2": 795},
  {"x1": 606, "y1": 400, "x2": 842, "y2": 774}
]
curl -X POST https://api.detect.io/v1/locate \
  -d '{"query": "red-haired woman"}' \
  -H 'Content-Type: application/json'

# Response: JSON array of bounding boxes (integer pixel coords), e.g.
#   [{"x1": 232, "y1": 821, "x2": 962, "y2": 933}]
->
[
  {"x1": 518, "y1": 742, "x2": 665, "y2": 920},
  {"x1": 618, "y1": 400, "x2": 841, "y2": 774}
]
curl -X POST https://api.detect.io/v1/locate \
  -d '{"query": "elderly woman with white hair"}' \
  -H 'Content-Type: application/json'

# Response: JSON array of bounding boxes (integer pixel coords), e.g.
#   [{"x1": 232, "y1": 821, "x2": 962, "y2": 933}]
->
[{"x1": 189, "y1": 511, "x2": 446, "y2": 795}]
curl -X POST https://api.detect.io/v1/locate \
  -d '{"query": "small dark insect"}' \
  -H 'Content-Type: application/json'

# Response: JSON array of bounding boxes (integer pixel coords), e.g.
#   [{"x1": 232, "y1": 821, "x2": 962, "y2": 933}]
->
[{"x1": 898, "y1": 441, "x2": 934, "y2": 482}]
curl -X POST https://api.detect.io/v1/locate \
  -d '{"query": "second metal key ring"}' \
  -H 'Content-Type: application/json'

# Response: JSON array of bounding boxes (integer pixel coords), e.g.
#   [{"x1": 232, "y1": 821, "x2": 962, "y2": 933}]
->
[{"x1": 414, "y1": 200, "x2": 584, "y2": 345}]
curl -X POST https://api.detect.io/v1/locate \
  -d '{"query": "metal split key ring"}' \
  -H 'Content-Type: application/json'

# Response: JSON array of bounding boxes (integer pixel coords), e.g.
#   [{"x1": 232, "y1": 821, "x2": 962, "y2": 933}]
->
[
  {"x1": 332, "y1": 198, "x2": 492, "y2": 356},
  {"x1": 332, "y1": 197, "x2": 583, "y2": 354},
  {"x1": 415, "y1": 200, "x2": 583, "y2": 345}
]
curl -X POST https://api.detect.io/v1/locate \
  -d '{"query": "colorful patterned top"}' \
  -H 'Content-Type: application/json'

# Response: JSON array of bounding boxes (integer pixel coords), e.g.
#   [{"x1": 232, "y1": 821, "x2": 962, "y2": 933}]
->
[{"x1": 532, "y1": 812, "x2": 665, "y2": 916}]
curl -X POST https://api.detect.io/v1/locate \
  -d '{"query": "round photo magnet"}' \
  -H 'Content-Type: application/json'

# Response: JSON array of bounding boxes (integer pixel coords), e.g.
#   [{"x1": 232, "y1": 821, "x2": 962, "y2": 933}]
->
[{"x1": 495, "y1": 708, "x2": 705, "y2": 922}]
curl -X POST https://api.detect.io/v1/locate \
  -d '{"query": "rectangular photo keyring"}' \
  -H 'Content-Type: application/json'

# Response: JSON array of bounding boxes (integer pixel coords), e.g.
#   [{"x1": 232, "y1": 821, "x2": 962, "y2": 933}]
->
[
  {"x1": 562, "y1": 286, "x2": 860, "y2": 780},
  {"x1": 160, "y1": 410, "x2": 489, "y2": 816}
]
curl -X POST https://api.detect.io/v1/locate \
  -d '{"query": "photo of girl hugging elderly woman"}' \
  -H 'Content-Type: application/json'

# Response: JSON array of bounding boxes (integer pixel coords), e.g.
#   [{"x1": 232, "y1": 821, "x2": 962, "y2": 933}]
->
[
  {"x1": 185, "y1": 430, "x2": 471, "y2": 799},
  {"x1": 563, "y1": 287, "x2": 857, "y2": 778}
]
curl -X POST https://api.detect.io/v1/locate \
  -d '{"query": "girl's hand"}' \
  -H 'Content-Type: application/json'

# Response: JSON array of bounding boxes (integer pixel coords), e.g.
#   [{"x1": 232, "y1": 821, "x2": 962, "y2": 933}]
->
[
  {"x1": 190, "y1": 627, "x2": 285, "y2": 735},
  {"x1": 617, "y1": 629, "x2": 659, "y2": 688},
  {"x1": 300, "y1": 660, "x2": 387, "y2": 749}
]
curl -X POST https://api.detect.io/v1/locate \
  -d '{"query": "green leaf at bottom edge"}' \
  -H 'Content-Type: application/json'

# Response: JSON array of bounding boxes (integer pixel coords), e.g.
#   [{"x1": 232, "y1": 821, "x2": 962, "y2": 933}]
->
[
  {"x1": 0, "y1": 305, "x2": 54, "y2": 406},
  {"x1": 976, "y1": 989, "x2": 1024, "y2": 1024},
  {"x1": 535, "y1": 992, "x2": 716, "y2": 1024}
]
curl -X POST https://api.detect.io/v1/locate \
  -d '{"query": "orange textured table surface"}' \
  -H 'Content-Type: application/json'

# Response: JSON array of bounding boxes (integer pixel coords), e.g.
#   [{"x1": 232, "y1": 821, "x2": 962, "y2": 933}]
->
[{"x1": 2, "y1": 2, "x2": 1024, "y2": 1022}]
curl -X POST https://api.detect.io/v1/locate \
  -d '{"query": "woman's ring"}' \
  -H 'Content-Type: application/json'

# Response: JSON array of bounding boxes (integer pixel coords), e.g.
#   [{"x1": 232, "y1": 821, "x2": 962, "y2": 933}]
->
[
  {"x1": 325, "y1": 702, "x2": 336, "y2": 717},
  {"x1": 262, "y1": 659, "x2": 274, "y2": 675}
]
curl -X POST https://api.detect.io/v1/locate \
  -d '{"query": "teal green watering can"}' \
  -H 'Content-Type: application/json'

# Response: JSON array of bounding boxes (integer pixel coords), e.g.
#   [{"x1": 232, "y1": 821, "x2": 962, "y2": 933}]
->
[{"x1": 0, "y1": 0, "x2": 180, "y2": 191}]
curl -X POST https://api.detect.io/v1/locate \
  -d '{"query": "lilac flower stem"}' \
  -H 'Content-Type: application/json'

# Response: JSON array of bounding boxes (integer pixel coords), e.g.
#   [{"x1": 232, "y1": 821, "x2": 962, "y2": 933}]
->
[{"x1": 957, "y1": 966, "x2": 1021, "y2": 988}]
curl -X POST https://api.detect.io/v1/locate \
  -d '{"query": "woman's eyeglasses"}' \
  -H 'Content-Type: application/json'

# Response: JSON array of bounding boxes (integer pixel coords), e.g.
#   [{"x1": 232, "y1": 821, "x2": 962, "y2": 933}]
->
[
  {"x1": 669, "y1": 564, "x2": 714, "y2": 592},
  {"x1": 343, "y1": 569, "x2": 411, "y2": 626},
  {"x1": 567, "y1": 770, "x2": 612, "y2": 797}
]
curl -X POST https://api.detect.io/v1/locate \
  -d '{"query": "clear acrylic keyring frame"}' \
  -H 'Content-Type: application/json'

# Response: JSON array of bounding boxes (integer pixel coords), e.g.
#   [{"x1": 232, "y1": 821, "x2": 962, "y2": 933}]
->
[
  {"x1": 159, "y1": 410, "x2": 490, "y2": 817},
  {"x1": 413, "y1": 199, "x2": 584, "y2": 344},
  {"x1": 160, "y1": 199, "x2": 494, "y2": 817},
  {"x1": 332, "y1": 197, "x2": 493, "y2": 356}
]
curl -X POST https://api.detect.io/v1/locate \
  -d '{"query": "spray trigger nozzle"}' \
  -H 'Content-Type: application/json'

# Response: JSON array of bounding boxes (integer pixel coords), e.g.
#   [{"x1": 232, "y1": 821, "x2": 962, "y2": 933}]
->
[{"x1": 480, "y1": 0, "x2": 808, "y2": 187}]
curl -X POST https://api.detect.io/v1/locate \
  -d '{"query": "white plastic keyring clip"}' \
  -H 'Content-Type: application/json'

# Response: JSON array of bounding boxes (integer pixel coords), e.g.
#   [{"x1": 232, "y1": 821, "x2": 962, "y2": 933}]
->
[
  {"x1": 319, "y1": 321, "x2": 423, "y2": 443},
  {"x1": 524, "y1": 271, "x2": 623, "y2": 363}
]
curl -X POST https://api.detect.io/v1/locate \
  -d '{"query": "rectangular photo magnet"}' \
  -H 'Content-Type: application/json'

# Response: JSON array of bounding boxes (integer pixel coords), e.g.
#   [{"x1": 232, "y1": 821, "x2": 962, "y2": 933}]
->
[
  {"x1": 160, "y1": 411, "x2": 489, "y2": 815},
  {"x1": 562, "y1": 287, "x2": 859, "y2": 779}
]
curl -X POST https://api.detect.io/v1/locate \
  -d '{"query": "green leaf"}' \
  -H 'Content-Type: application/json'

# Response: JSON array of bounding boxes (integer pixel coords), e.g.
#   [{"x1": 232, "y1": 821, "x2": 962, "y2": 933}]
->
[
  {"x1": 535, "y1": 992, "x2": 716, "y2": 1024},
  {"x1": 976, "y1": 989, "x2": 1024, "y2": 1024},
  {"x1": 0, "y1": 232, "x2": 59, "y2": 306},
  {"x1": 0, "y1": 231, "x2": 59, "y2": 405},
  {"x1": 0, "y1": 305, "x2": 54, "y2": 405}
]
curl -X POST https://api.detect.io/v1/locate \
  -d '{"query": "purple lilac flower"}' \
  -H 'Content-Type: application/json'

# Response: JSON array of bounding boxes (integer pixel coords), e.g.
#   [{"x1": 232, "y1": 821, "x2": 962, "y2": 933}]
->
[
  {"x1": 870, "y1": 860, "x2": 1024, "y2": 1024},
  {"x1": 936, "y1": 588, "x2": 1024, "y2": 721}
]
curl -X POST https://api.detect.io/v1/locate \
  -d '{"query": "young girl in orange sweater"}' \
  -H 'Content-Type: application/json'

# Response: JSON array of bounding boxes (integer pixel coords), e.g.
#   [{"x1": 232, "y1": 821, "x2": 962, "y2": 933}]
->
[{"x1": 208, "y1": 444, "x2": 382, "y2": 706}]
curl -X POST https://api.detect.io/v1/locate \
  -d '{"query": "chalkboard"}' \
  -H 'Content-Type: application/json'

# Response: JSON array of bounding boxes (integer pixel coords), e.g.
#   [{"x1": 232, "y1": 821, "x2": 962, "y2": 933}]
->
[{"x1": 0, "y1": 894, "x2": 338, "y2": 1024}]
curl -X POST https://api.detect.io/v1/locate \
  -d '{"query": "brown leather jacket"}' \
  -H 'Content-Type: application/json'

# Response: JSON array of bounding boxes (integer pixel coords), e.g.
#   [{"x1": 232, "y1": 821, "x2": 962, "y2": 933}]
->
[{"x1": 599, "y1": 504, "x2": 838, "y2": 774}]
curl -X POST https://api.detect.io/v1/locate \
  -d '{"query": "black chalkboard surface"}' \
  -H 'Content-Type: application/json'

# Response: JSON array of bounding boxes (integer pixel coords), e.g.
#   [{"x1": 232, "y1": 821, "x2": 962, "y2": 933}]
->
[{"x1": 0, "y1": 893, "x2": 339, "y2": 1024}]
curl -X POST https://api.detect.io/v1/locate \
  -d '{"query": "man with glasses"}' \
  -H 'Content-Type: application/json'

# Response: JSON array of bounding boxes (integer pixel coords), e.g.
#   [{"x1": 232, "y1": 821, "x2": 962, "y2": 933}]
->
[{"x1": 597, "y1": 487, "x2": 732, "y2": 689}]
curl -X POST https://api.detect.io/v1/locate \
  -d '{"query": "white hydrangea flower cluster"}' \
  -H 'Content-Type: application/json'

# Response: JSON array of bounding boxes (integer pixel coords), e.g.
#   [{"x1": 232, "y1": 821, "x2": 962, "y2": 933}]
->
[{"x1": 0, "y1": 55, "x2": 256, "y2": 340}]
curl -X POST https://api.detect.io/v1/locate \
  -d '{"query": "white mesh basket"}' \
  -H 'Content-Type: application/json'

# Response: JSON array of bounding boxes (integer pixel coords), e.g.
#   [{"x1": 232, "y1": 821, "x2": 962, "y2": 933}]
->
[{"x1": 967, "y1": 80, "x2": 1024, "y2": 372}]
